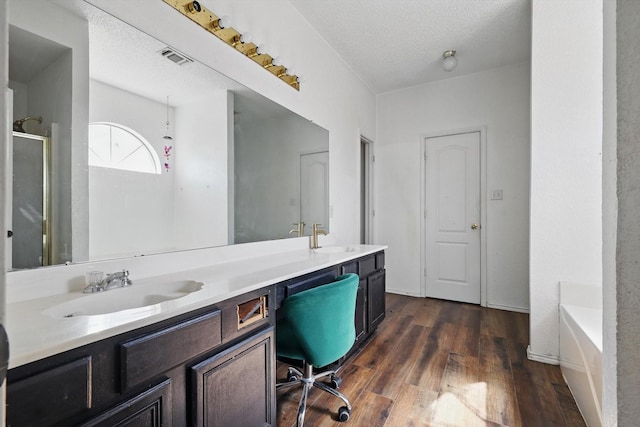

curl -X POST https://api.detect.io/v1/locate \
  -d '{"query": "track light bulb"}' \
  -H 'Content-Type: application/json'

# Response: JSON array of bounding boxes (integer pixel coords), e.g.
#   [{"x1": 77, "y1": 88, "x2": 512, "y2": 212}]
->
[{"x1": 218, "y1": 15, "x2": 231, "y2": 29}]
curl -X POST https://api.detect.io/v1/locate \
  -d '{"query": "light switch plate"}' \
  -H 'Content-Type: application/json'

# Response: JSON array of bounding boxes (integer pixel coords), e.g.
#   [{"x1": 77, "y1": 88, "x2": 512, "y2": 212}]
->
[{"x1": 490, "y1": 190, "x2": 503, "y2": 200}]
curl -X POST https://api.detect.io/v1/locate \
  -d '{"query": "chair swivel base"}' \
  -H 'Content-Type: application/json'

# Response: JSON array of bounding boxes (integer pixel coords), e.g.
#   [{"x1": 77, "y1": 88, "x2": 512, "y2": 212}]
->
[{"x1": 276, "y1": 361, "x2": 352, "y2": 427}]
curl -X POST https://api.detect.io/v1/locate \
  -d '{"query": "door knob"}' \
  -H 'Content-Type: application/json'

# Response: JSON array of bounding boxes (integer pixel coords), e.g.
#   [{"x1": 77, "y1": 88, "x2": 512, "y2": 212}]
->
[{"x1": 470, "y1": 224, "x2": 480, "y2": 230}]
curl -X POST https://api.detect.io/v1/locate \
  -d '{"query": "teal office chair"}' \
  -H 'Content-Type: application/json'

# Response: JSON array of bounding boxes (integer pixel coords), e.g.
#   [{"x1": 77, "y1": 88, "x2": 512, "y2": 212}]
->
[{"x1": 276, "y1": 273, "x2": 359, "y2": 426}]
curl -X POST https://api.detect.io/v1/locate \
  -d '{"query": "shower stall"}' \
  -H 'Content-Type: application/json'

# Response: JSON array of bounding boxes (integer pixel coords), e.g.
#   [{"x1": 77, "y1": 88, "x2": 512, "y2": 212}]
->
[{"x1": 11, "y1": 131, "x2": 51, "y2": 269}]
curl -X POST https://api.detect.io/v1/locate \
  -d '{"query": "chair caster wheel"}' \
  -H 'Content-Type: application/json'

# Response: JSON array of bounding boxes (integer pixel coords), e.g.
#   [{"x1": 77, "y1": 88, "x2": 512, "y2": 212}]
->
[
  {"x1": 338, "y1": 406, "x2": 351, "y2": 422},
  {"x1": 330, "y1": 375, "x2": 342, "y2": 389},
  {"x1": 287, "y1": 368, "x2": 299, "y2": 382}
]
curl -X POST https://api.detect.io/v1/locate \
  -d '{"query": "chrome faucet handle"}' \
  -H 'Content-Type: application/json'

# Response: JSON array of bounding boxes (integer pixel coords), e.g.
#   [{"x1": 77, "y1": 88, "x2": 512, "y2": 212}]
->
[
  {"x1": 102, "y1": 269, "x2": 132, "y2": 290},
  {"x1": 83, "y1": 271, "x2": 105, "y2": 293},
  {"x1": 82, "y1": 269, "x2": 131, "y2": 292},
  {"x1": 82, "y1": 283, "x2": 103, "y2": 293},
  {"x1": 122, "y1": 270, "x2": 132, "y2": 286}
]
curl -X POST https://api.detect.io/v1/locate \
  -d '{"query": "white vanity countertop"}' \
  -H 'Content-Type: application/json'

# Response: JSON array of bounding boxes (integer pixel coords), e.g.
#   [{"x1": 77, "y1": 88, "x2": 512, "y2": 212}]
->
[{"x1": 7, "y1": 244, "x2": 387, "y2": 369}]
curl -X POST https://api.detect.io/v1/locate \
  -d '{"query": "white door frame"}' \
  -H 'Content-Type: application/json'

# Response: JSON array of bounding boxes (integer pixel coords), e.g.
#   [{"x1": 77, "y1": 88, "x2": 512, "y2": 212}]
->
[
  {"x1": 360, "y1": 135, "x2": 375, "y2": 244},
  {"x1": 420, "y1": 126, "x2": 488, "y2": 306}
]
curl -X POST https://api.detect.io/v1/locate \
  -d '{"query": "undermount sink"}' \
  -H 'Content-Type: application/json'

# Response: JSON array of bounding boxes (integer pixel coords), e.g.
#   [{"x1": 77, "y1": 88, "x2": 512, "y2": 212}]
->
[
  {"x1": 314, "y1": 246, "x2": 356, "y2": 254},
  {"x1": 44, "y1": 280, "x2": 205, "y2": 318}
]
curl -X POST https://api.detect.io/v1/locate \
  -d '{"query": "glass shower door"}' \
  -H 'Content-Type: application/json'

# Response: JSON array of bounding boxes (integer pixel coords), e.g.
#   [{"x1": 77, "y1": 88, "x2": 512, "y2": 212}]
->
[{"x1": 12, "y1": 132, "x2": 50, "y2": 269}]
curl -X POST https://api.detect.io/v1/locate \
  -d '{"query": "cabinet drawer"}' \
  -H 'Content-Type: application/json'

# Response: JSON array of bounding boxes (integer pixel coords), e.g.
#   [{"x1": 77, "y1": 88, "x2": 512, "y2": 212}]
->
[
  {"x1": 341, "y1": 261, "x2": 358, "y2": 275},
  {"x1": 358, "y1": 255, "x2": 376, "y2": 277},
  {"x1": 120, "y1": 310, "x2": 221, "y2": 391},
  {"x1": 7, "y1": 356, "x2": 92, "y2": 426},
  {"x1": 285, "y1": 269, "x2": 336, "y2": 297},
  {"x1": 221, "y1": 288, "x2": 274, "y2": 343}
]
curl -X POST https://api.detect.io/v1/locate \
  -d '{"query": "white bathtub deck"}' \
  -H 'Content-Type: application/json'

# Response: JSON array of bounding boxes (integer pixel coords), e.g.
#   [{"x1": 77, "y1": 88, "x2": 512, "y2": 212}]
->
[{"x1": 560, "y1": 303, "x2": 602, "y2": 427}]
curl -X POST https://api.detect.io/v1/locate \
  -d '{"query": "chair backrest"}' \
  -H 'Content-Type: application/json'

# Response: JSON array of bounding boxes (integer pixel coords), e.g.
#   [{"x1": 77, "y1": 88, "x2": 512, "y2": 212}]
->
[{"x1": 281, "y1": 273, "x2": 359, "y2": 367}]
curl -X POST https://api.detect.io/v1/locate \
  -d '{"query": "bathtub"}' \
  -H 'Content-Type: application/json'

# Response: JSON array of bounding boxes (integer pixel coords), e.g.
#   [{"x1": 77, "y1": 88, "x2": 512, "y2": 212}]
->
[{"x1": 559, "y1": 282, "x2": 602, "y2": 427}]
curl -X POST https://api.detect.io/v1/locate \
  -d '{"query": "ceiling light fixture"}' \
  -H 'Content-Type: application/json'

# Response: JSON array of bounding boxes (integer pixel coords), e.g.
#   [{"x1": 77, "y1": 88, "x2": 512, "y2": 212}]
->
[{"x1": 442, "y1": 50, "x2": 457, "y2": 72}]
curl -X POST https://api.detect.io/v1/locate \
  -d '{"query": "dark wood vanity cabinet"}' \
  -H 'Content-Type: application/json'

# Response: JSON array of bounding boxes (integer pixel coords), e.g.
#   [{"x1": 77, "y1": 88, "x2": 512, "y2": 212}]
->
[
  {"x1": 354, "y1": 279, "x2": 367, "y2": 341},
  {"x1": 6, "y1": 250, "x2": 385, "y2": 426},
  {"x1": 341, "y1": 250, "x2": 386, "y2": 352},
  {"x1": 368, "y1": 270, "x2": 386, "y2": 331},
  {"x1": 6, "y1": 287, "x2": 275, "y2": 427},
  {"x1": 191, "y1": 327, "x2": 275, "y2": 426}
]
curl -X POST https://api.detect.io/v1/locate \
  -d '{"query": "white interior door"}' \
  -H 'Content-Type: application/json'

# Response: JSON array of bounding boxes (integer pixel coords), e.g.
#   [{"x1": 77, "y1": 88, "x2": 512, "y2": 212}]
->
[
  {"x1": 300, "y1": 151, "x2": 329, "y2": 235},
  {"x1": 424, "y1": 131, "x2": 481, "y2": 304}
]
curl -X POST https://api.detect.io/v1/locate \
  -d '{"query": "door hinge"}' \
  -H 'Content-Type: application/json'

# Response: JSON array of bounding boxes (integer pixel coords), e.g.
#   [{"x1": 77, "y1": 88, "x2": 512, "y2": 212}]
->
[
  {"x1": 424, "y1": 268, "x2": 427, "y2": 277},
  {"x1": 424, "y1": 209, "x2": 427, "y2": 219},
  {"x1": 372, "y1": 209, "x2": 376, "y2": 217},
  {"x1": 424, "y1": 152, "x2": 427, "y2": 161},
  {"x1": 372, "y1": 155, "x2": 376, "y2": 163}
]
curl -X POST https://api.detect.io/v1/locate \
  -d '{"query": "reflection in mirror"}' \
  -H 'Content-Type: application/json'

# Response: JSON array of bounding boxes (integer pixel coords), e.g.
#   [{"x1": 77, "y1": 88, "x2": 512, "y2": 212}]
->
[
  {"x1": 234, "y1": 93, "x2": 329, "y2": 243},
  {"x1": 8, "y1": 22, "x2": 74, "y2": 268},
  {"x1": 7, "y1": 0, "x2": 329, "y2": 270},
  {"x1": 11, "y1": 132, "x2": 50, "y2": 269}
]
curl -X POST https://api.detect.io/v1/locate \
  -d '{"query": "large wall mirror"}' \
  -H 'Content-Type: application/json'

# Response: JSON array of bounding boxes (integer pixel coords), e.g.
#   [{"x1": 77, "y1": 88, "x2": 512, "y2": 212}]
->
[{"x1": 7, "y1": 0, "x2": 329, "y2": 270}]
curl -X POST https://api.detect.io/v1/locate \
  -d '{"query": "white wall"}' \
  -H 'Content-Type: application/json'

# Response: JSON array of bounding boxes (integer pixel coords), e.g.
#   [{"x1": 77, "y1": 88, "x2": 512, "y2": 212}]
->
[
  {"x1": 376, "y1": 62, "x2": 531, "y2": 310},
  {"x1": 529, "y1": 0, "x2": 603, "y2": 362},
  {"x1": 27, "y1": 49, "x2": 73, "y2": 265},
  {"x1": 235, "y1": 111, "x2": 329, "y2": 243},
  {"x1": 89, "y1": 80, "x2": 175, "y2": 259},
  {"x1": 8, "y1": 0, "x2": 90, "y2": 264},
  {"x1": 174, "y1": 92, "x2": 230, "y2": 249},
  {"x1": 7, "y1": 80, "x2": 25, "y2": 118},
  {"x1": 87, "y1": 0, "x2": 377, "y2": 247},
  {"x1": 602, "y1": 0, "x2": 617, "y2": 423},
  {"x1": 615, "y1": 1, "x2": 640, "y2": 424}
]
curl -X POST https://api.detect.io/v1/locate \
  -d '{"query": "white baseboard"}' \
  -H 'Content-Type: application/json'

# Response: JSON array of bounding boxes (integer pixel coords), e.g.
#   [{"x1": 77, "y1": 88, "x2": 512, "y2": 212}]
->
[
  {"x1": 386, "y1": 288, "x2": 422, "y2": 297},
  {"x1": 487, "y1": 303, "x2": 530, "y2": 313},
  {"x1": 527, "y1": 345, "x2": 560, "y2": 365}
]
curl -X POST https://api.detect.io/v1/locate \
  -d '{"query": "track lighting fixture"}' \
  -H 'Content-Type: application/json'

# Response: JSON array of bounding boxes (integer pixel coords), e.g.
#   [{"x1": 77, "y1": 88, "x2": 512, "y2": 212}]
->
[{"x1": 164, "y1": 0, "x2": 301, "y2": 90}]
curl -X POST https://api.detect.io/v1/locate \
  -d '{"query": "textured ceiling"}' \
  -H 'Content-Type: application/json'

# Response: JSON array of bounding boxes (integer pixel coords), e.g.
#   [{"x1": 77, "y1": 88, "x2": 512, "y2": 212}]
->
[{"x1": 288, "y1": 0, "x2": 531, "y2": 93}]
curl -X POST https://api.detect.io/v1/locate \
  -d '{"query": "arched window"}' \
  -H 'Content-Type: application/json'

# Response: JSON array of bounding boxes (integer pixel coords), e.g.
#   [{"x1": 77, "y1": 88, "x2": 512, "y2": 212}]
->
[{"x1": 88, "y1": 122, "x2": 161, "y2": 174}]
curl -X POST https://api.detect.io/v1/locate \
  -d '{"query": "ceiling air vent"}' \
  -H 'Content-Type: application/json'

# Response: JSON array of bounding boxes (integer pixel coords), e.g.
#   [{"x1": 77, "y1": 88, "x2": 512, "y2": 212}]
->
[{"x1": 158, "y1": 47, "x2": 193, "y2": 66}]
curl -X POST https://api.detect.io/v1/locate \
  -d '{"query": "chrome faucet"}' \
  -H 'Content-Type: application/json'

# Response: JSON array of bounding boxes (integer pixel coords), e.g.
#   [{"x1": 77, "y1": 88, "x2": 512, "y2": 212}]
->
[
  {"x1": 289, "y1": 222, "x2": 306, "y2": 237},
  {"x1": 83, "y1": 270, "x2": 132, "y2": 293},
  {"x1": 311, "y1": 224, "x2": 327, "y2": 249}
]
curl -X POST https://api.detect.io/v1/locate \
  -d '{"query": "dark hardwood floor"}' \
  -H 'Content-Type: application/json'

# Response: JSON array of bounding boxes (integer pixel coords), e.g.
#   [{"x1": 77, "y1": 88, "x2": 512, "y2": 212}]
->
[{"x1": 276, "y1": 293, "x2": 586, "y2": 427}]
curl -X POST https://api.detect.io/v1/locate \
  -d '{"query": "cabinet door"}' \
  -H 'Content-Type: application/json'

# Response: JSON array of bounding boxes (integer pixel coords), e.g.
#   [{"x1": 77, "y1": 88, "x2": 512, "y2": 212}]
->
[
  {"x1": 191, "y1": 327, "x2": 275, "y2": 427},
  {"x1": 7, "y1": 356, "x2": 92, "y2": 427},
  {"x1": 355, "y1": 278, "x2": 367, "y2": 341},
  {"x1": 80, "y1": 378, "x2": 172, "y2": 427},
  {"x1": 368, "y1": 270, "x2": 386, "y2": 331}
]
